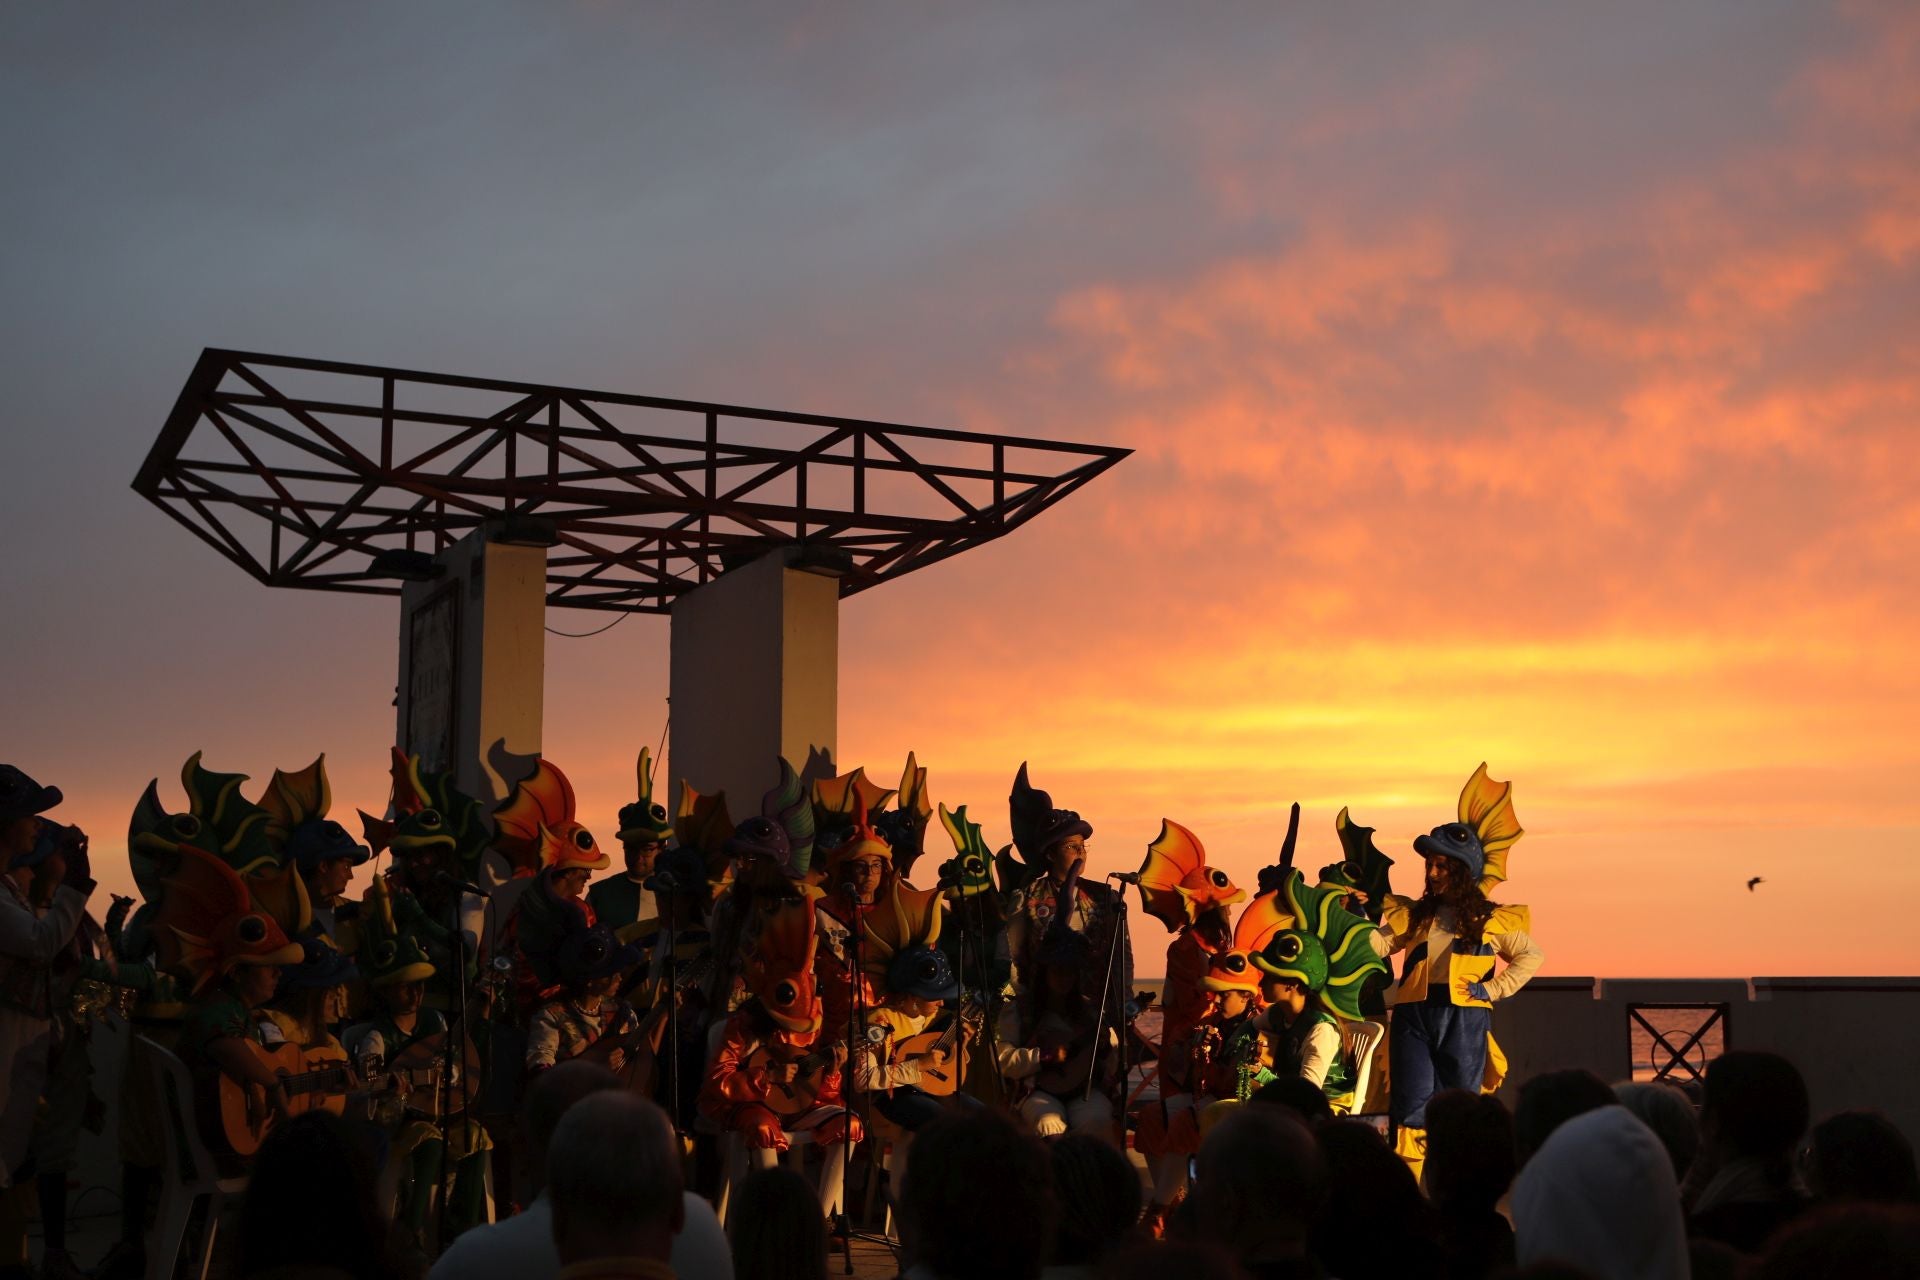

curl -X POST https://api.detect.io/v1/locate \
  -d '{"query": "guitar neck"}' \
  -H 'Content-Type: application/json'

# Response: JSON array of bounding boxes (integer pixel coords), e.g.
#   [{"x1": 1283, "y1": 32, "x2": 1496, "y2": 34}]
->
[{"x1": 282, "y1": 1066, "x2": 355, "y2": 1097}]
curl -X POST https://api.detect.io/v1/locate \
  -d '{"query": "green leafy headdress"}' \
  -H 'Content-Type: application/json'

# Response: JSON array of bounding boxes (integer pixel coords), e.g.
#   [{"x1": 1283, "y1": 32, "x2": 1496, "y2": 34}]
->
[
  {"x1": 936, "y1": 802, "x2": 997, "y2": 900},
  {"x1": 129, "y1": 752, "x2": 278, "y2": 891},
  {"x1": 358, "y1": 748, "x2": 490, "y2": 877},
  {"x1": 617, "y1": 747, "x2": 674, "y2": 845},
  {"x1": 356, "y1": 874, "x2": 435, "y2": 989},
  {"x1": 1252, "y1": 869, "x2": 1388, "y2": 1021}
]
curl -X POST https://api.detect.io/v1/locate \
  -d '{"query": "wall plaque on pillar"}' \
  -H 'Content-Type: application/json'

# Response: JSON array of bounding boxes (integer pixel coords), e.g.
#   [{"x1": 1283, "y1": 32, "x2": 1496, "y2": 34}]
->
[{"x1": 404, "y1": 581, "x2": 460, "y2": 774}]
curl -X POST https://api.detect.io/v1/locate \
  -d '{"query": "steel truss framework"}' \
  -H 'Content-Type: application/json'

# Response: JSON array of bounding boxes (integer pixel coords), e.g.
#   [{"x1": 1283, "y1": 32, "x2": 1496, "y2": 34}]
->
[{"x1": 133, "y1": 350, "x2": 1130, "y2": 613}]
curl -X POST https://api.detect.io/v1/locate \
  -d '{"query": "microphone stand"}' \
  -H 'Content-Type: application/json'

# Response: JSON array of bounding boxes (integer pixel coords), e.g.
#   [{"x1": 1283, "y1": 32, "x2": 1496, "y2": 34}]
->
[
  {"x1": 835, "y1": 885, "x2": 897, "y2": 1270},
  {"x1": 954, "y1": 883, "x2": 1006, "y2": 1100},
  {"x1": 1085, "y1": 876, "x2": 1131, "y2": 1108},
  {"x1": 660, "y1": 876, "x2": 681, "y2": 1135},
  {"x1": 433, "y1": 882, "x2": 470, "y2": 1255}
]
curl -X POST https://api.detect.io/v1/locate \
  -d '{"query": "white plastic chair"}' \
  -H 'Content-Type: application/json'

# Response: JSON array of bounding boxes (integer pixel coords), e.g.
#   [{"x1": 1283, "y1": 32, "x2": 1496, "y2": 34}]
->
[
  {"x1": 1342, "y1": 1019, "x2": 1386, "y2": 1113},
  {"x1": 140, "y1": 1035, "x2": 249, "y2": 1280},
  {"x1": 717, "y1": 1122, "x2": 848, "y2": 1232}
]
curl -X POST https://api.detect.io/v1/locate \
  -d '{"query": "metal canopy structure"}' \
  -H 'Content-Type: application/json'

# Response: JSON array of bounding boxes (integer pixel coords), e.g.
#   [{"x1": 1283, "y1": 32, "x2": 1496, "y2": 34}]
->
[{"x1": 133, "y1": 349, "x2": 1131, "y2": 613}]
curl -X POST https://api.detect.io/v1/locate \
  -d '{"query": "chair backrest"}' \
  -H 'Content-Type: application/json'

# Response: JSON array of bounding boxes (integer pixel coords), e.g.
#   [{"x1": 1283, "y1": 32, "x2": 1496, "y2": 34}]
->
[
  {"x1": 138, "y1": 1034, "x2": 220, "y2": 1192},
  {"x1": 1341, "y1": 1019, "x2": 1386, "y2": 1109}
]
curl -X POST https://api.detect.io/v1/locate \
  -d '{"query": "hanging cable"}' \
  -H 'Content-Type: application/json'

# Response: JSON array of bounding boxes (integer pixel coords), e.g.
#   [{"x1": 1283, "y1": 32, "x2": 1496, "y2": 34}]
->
[{"x1": 545, "y1": 612, "x2": 630, "y2": 639}]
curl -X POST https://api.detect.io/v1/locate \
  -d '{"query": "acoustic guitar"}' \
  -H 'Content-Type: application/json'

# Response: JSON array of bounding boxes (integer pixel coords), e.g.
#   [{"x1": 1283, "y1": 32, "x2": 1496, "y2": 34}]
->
[
  {"x1": 383, "y1": 1029, "x2": 483, "y2": 1119},
  {"x1": 1032, "y1": 1013, "x2": 1119, "y2": 1099},
  {"x1": 572, "y1": 1005, "x2": 656, "y2": 1090},
  {"x1": 887, "y1": 1003, "x2": 984, "y2": 1098},
  {"x1": 209, "y1": 1042, "x2": 359, "y2": 1158},
  {"x1": 742, "y1": 1044, "x2": 838, "y2": 1118},
  {"x1": 621, "y1": 953, "x2": 716, "y2": 1097}
]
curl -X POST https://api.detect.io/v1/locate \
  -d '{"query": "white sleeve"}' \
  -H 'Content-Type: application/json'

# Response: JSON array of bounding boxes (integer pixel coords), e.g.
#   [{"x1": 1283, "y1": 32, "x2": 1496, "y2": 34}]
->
[
  {"x1": 525, "y1": 1009, "x2": 561, "y2": 1070},
  {"x1": 345, "y1": 1024, "x2": 386, "y2": 1063},
  {"x1": 993, "y1": 1003, "x2": 1041, "y2": 1079},
  {"x1": 1485, "y1": 929, "x2": 1543, "y2": 1001},
  {"x1": 0, "y1": 886, "x2": 87, "y2": 964},
  {"x1": 1297, "y1": 1020, "x2": 1341, "y2": 1089}
]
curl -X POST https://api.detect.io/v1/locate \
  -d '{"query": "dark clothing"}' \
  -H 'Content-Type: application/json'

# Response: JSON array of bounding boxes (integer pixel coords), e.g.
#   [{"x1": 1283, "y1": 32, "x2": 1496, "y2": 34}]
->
[
  {"x1": 1389, "y1": 1002, "x2": 1489, "y2": 1128},
  {"x1": 1689, "y1": 1193, "x2": 1809, "y2": 1256},
  {"x1": 1438, "y1": 1206, "x2": 1514, "y2": 1279}
]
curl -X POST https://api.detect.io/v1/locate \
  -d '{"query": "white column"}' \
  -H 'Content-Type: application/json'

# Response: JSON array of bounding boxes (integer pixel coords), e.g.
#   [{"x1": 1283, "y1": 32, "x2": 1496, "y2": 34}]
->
[
  {"x1": 395, "y1": 528, "x2": 548, "y2": 807},
  {"x1": 668, "y1": 549, "x2": 840, "y2": 808}
]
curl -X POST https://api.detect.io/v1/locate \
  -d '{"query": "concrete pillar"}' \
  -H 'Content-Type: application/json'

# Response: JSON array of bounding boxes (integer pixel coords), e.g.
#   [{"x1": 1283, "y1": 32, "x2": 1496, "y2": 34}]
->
[
  {"x1": 668, "y1": 548, "x2": 840, "y2": 809},
  {"x1": 396, "y1": 527, "x2": 548, "y2": 807}
]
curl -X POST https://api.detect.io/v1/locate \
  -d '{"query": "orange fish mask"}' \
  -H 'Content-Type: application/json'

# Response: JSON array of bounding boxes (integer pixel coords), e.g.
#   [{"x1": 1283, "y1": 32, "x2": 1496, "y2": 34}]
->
[
  {"x1": 747, "y1": 897, "x2": 822, "y2": 1035},
  {"x1": 1136, "y1": 819, "x2": 1247, "y2": 932},
  {"x1": 154, "y1": 845, "x2": 305, "y2": 995},
  {"x1": 494, "y1": 758, "x2": 607, "y2": 875},
  {"x1": 1202, "y1": 891, "x2": 1294, "y2": 993}
]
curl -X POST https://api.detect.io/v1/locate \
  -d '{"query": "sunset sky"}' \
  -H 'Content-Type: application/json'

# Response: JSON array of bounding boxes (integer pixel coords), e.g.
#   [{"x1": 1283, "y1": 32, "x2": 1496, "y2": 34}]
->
[{"x1": 3, "y1": 3, "x2": 1916, "y2": 977}]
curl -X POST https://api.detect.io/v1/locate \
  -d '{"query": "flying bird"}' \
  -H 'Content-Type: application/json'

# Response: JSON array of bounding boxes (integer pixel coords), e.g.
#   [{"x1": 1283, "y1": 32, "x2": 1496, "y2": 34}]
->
[{"x1": 1746, "y1": 877, "x2": 1764, "y2": 892}]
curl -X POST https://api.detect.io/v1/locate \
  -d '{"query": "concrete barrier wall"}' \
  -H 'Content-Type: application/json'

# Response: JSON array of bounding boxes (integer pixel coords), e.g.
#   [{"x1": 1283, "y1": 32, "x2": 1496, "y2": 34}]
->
[{"x1": 1492, "y1": 976, "x2": 1920, "y2": 1142}]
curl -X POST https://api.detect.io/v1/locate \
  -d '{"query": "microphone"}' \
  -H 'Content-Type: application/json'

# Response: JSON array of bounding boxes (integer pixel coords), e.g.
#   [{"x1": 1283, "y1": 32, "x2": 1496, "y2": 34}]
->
[
  {"x1": 1106, "y1": 871, "x2": 1142, "y2": 885},
  {"x1": 433, "y1": 870, "x2": 488, "y2": 896}
]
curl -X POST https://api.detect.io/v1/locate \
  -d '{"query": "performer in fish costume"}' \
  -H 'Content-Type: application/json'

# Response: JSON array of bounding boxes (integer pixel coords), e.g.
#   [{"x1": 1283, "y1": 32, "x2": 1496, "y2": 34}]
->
[
  {"x1": 848, "y1": 854, "x2": 960, "y2": 1201},
  {"x1": 97, "y1": 756, "x2": 277, "y2": 1280},
  {"x1": 345, "y1": 874, "x2": 491, "y2": 1254},
  {"x1": 933, "y1": 801, "x2": 1012, "y2": 1105},
  {"x1": 869, "y1": 753, "x2": 934, "y2": 883},
  {"x1": 703, "y1": 761, "x2": 805, "y2": 1018},
  {"x1": 1129, "y1": 819, "x2": 1247, "y2": 1227},
  {"x1": 259, "y1": 754, "x2": 370, "y2": 948},
  {"x1": 1135, "y1": 883, "x2": 1289, "y2": 1219},
  {"x1": 153, "y1": 846, "x2": 306, "y2": 1135},
  {"x1": 699, "y1": 896, "x2": 862, "y2": 1219},
  {"x1": 359, "y1": 750, "x2": 492, "y2": 992},
  {"x1": 1377, "y1": 764, "x2": 1542, "y2": 1178},
  {"x1": 493, "y1": 758, "x2": 608, "y2": 1015},
  {"x1": 1250, "y1": 868, "x2": 1389, "y2": 1109},
  {"x1": 813, "y1": 793, "x2": 898, "y2": 1053}
]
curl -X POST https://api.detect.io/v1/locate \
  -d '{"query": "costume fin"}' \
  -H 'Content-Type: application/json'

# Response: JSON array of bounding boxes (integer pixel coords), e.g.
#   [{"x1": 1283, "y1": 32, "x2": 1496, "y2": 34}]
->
[
  {"x1": 1280, "y1": 869, "x2": 1389, "y2": 1021},
  {"x1": 260, "y1": 755, "x2": 332, "y2": 849},
  {"x1": 762, "y1": 758, "x2": 817, "y2": 875},
  {"x1": 1458, "y1": 763, "x2": 1523, "y2": 890},
  {"x1": 675, "y1": 781, "x2": 735, "y2": 879},
  {"x1": 936, "y1": 803, "x2": 997, "y2": 899},
  {"x1": 1325, "y1": 806, "x2": 1396, "y2": 924},
  {"x1": 180, "y1": 752, "x2": 276, "y2": 873}
]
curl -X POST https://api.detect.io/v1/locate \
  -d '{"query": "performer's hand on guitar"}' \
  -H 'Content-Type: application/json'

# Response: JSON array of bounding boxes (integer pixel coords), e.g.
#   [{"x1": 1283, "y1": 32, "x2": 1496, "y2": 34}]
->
[
  {"x1": 828, "y1": 1041, "x2": 849, "y2": 1071},
  {"x1": 247, "y1": 1082, "x2": 291, "y2": 1129},
  {"x1": 606, "y1": 1047, "x2": 627, "y2": 1074},
  {"x1": 767, "y1": 1059, "x2": 800, "y2": 1086}
]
